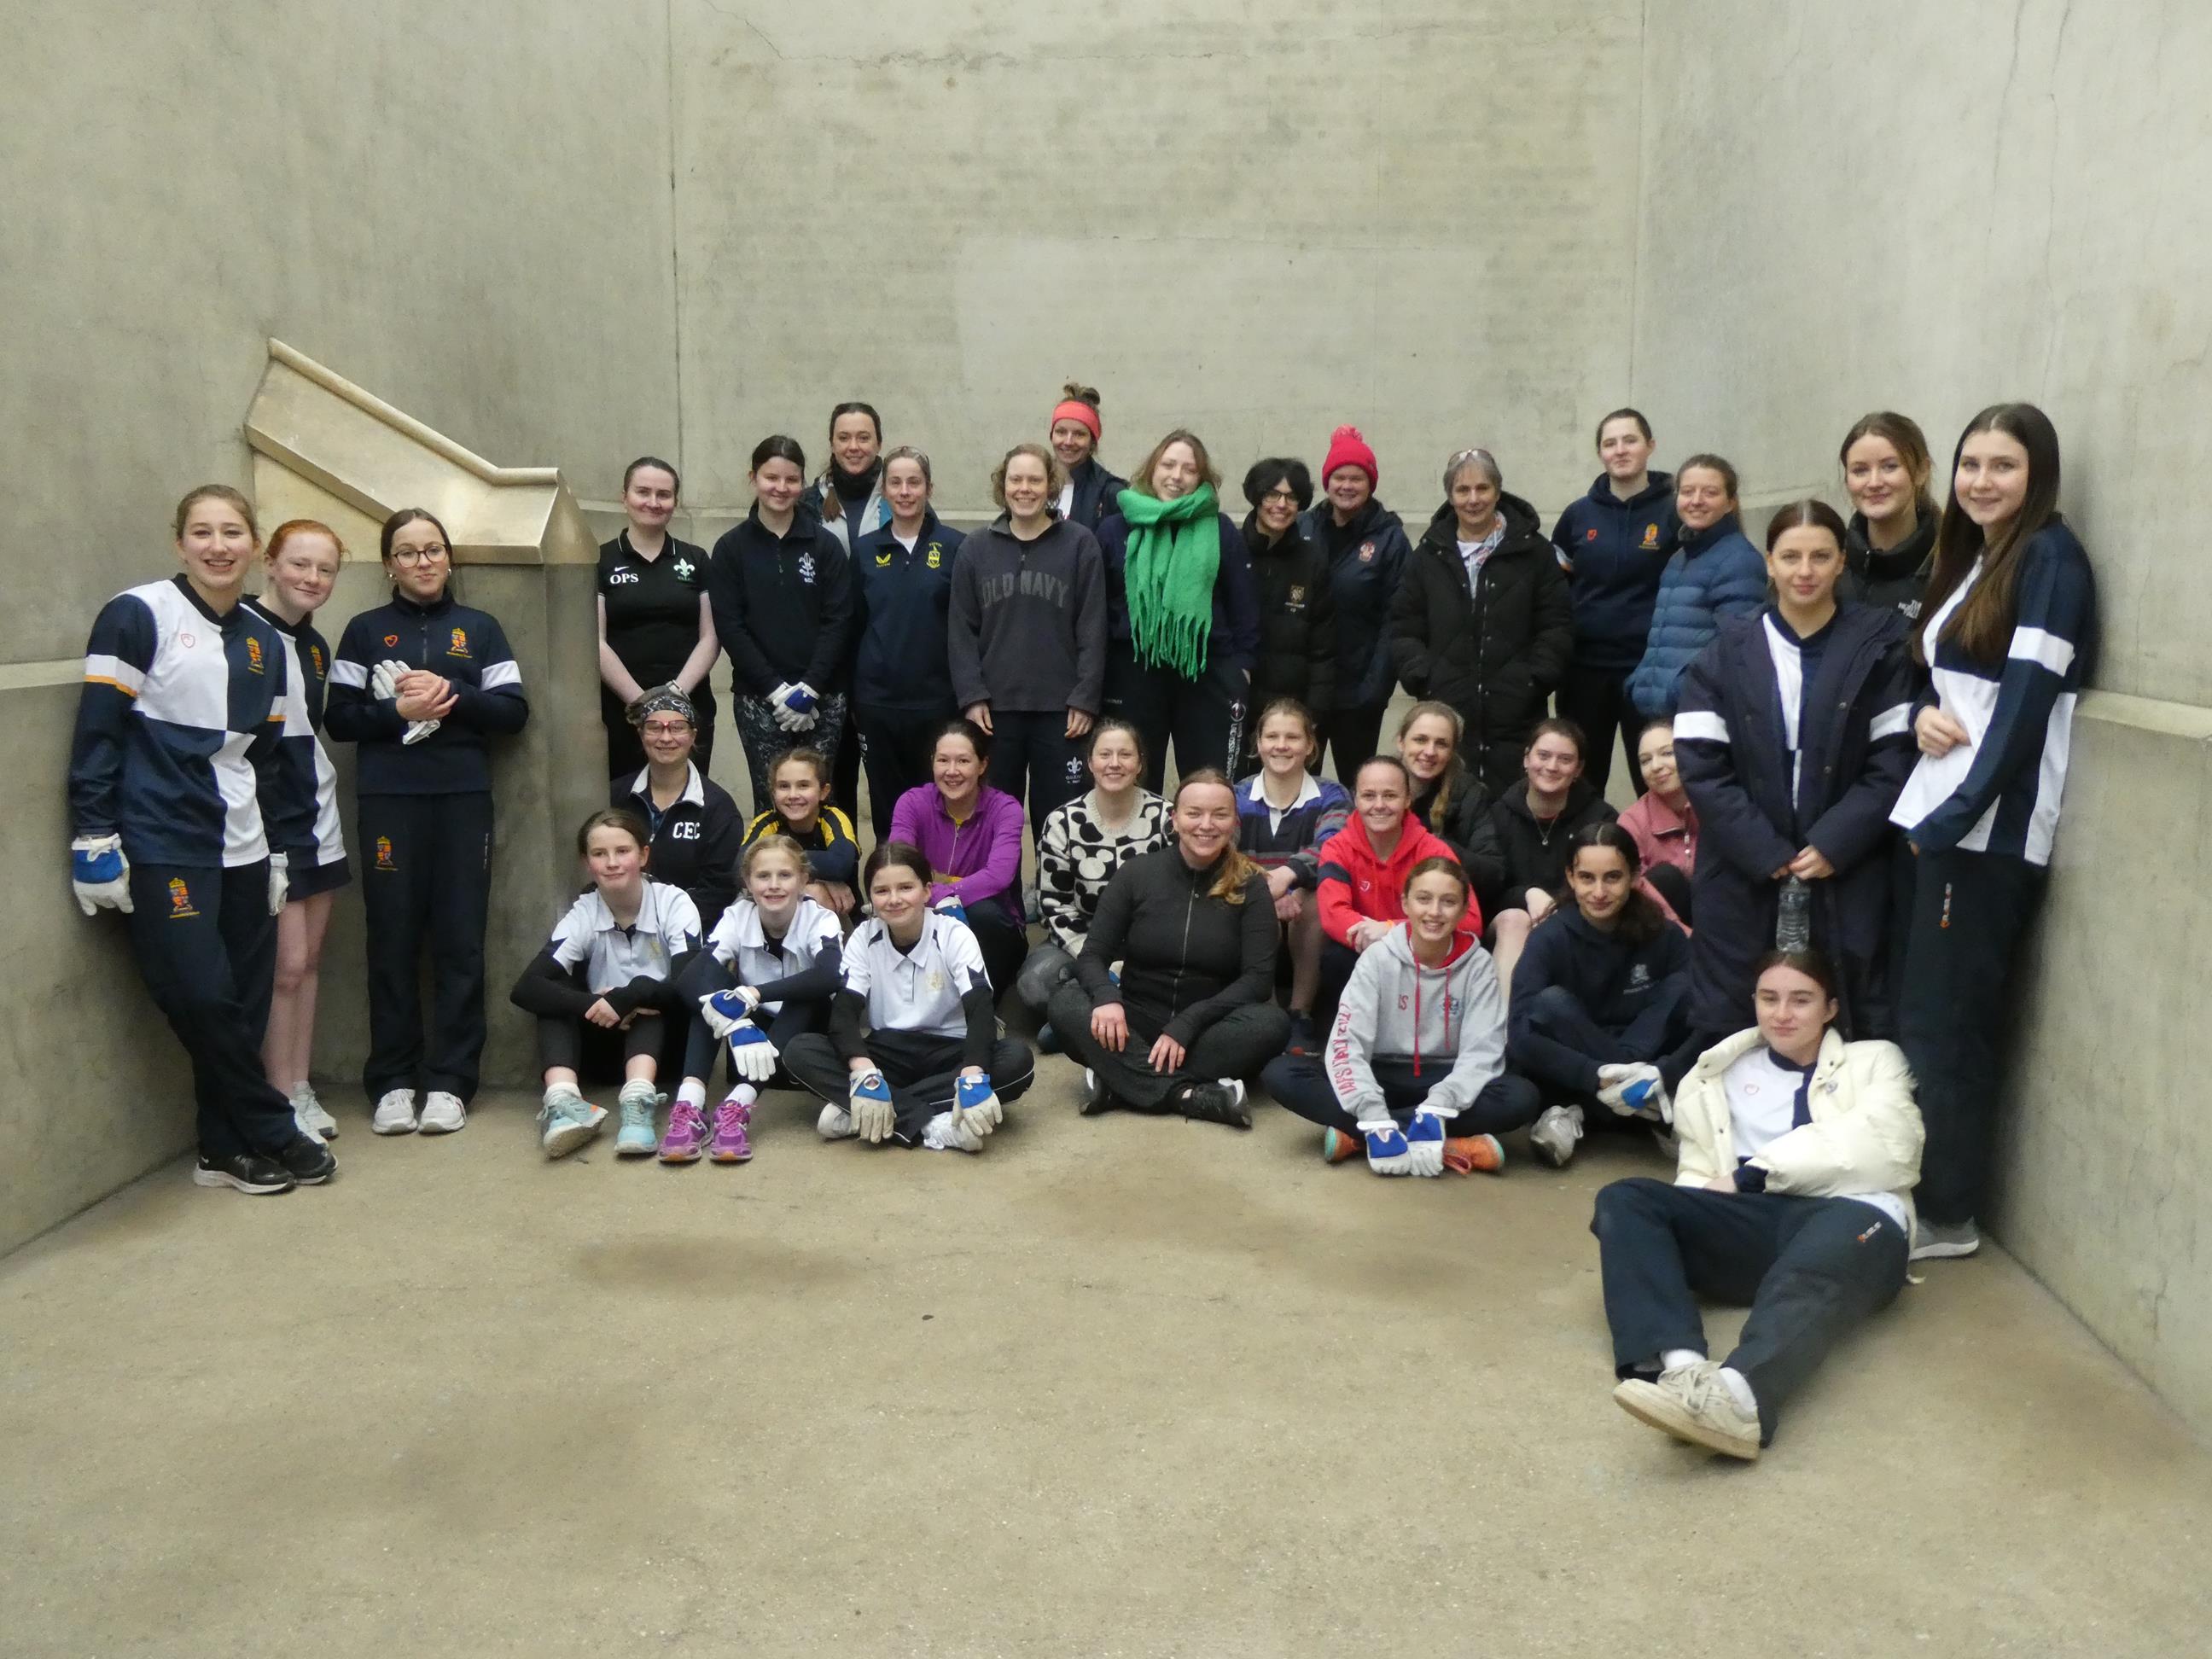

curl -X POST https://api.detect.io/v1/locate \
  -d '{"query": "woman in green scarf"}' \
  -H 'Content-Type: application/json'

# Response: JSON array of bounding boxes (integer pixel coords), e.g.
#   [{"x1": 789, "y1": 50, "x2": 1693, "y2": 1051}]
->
[{"x1": 1096, "y1": 429, "x2": 1262, "y2": 793}]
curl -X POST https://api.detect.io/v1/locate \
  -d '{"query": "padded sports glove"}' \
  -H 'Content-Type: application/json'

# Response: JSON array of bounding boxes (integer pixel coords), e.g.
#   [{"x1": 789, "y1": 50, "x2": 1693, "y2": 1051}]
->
[
  {"x1": 371, "y1": 660, "x2": 404, "y2": 700},
  {"x1": 952, "y1": 1072, "x2": 1002, "y2": 1138},
  {"x1": 849, "y1": 1068, "x2": 895, "y2": 1143},
  {"x1": 931, "y1": 894, "x2": 968, "y2": 926},
  {"x1": 267, "y1": 852, "x2": 289, "y2": 916},
  {"x1": 1360, "y1": 1115, "x2": 1413, "y2": 1176},
  {"x1": 725, "y1": 1018, "x2": 779, "y2": 1084},
  {"x1": 1404, "y1": 1109, "x2": 1447, "y2": 1178},
  {"x1": 697, "y1": 987, "x2": 760, "y2": 1039},
  {"x1": 70, "y1": 835, "x2": 132, "y2": 916},
  {"x1": 1598, "y1": 1062, "x2": 1671, "y2": 1122}
]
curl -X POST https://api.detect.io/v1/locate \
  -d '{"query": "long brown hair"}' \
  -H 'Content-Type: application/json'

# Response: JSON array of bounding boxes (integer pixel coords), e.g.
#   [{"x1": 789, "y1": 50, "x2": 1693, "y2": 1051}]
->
[
  {"x1": 1396, "y1": 701, "x2": 1468, "y2": 833},
  {"x1": 1917, "y1": 402, "x2": 2064, "y2": 667},
  {"x1": 1837, "y1": 412, "x2": 1933, "y2": 519},
  {"x1": 1131, "y1": 428, "x2": 1222, "y2": 498},
  {"x1": 1173, "y1": 770, "x2": 1256, "y2": 904},
  {"x1": 1561, "y1": 822, "x2": 1665, "y2": 946}
]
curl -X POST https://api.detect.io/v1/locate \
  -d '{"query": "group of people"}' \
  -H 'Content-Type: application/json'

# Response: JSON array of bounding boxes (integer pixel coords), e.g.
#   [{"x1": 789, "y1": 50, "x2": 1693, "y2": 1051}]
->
[{"x1": 69, "y1": 387, "x2": 2094, "y2": 1466}]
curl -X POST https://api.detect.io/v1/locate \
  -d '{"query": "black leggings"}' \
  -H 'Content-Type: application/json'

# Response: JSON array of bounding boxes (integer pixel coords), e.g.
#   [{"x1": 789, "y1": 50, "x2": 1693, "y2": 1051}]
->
[
  {"x1": 783, "y1": 1028, "x2": 1037, "y2": 1144},
  {"x1": 1261, "y1": 1051, "x2": 1541, "y2": 1138},
  {"x1": 536, "y1": 1010, "x2": 683, "y2": 1082},
  {"x1": 1046, "y1": 981, "x2": 1289, "y2": 1110},
  {"x1": 963, "y1": 895, "x2": 1030, "y2": 1002},
  {"x1": 1104, "y1": 647, "x2": 1249, "y2": 793}
]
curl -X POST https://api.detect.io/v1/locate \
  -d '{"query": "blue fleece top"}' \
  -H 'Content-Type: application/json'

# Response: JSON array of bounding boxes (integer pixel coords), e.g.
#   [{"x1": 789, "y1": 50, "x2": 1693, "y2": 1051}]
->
[
  {"x1": 851, "y1": 512, "x2": 963, "y2": 712},
  {"x1": 1551, "y1": 473, "x2": 1679, "y2": 670},
  {"x1": 1625, "y1": 515, "x2": 1767, "y2": 719},
  {"x1": 1507, "y1": 907, "x2": 1691, "y2": 1091}
]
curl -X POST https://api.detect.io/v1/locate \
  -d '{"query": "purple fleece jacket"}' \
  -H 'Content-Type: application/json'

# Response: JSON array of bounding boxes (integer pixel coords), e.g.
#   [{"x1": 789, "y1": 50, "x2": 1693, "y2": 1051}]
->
[{"x1": 888, "y1": 784, "x2": 1026, "y2": 914}]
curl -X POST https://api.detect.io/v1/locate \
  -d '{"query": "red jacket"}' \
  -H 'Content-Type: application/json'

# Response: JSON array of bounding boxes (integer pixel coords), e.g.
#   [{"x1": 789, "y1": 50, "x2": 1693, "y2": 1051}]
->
[{"x1": 1314, "y1": 815, "x2": 1481, "y2": 946}]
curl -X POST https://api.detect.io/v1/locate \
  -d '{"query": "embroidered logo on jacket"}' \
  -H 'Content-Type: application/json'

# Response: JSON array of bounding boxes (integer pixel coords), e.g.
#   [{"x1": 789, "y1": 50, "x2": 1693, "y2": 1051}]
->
[
  {"x1": 1584, "y1": 528, "x2": 1599, "y2": 542},
  {"x1": 926, "y1": 544, "x2": 943, "y2": 569},
  {"x1": 167, "y1": 876, "x2": 198, "y2": 919},
  {"x1": 447, "y1": 628, "x2": 471, "y2": 659},
  {"x1": 375, "y1": 836, "x2": 396, "y2": 871},
  {"x1": 797, "y1": 551, "x2": 817, "y2": 584},
  {"x1": 245, "y1": 637, "x2": 264, "y2": 674},
  {"x1": 383, "y1": 633, "x2": 399, "y2": 648},
  {"x1": 1642, "y1": 523, "x2": 1661, "y2": 548},
  {"x1": 1628, "y1": 963, "x2": 1651, "y2": 989},
  {"x1": 1358, "y1": 541, "x2": 1376, "y2": 563},
  {"x1": 673, "y1": 556, "x2": 696, "y2": 580},
  {"x1": 310, "y1": 645, "x2": 325, "y2": 676},
  {"x1": 1286, "y1": 584, "x2": 1307, "y2": 610}
]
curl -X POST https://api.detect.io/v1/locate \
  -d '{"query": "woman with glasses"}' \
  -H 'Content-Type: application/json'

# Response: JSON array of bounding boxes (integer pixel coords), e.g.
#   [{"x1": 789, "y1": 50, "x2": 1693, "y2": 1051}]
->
[
  {"x1": 597, "y1": 455, "x2": 717, "y2": 779},
  {"x1": 1239, "y1": 458, "x2": 1335, "y2": 767},
  {"x1": 326, "y1": 508, "x2": 530, "y2": 1138},
  {"x1": 610, "y1": 684, "x2": 746, "y2": 934}
]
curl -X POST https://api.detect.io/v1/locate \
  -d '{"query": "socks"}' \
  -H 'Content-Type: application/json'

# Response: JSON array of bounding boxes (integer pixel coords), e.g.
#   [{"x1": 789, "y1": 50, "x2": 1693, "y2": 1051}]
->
[
  {"x1": 618, "y1": 1077, "x2": 661, "y2": 1106},
  {"x1": 1662, "y1": 1348, "x2": 1704, "y2": 1373},
  {"x1": 1717, "y1": 1366, "x2": 1757, "y2": 1415},
  {"x1": 725, "y1": 1083, "x2": 759, "y2": 1109},
  {"x1": 675, "y1": 1080, "x2": 707, "y2": 1109}
]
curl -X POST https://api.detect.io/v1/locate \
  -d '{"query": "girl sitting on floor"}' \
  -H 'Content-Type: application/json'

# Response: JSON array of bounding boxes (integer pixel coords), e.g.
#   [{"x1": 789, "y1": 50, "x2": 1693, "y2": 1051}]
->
[{"x1": 742, "y1": 745, "x2": 862, "y2": 922}]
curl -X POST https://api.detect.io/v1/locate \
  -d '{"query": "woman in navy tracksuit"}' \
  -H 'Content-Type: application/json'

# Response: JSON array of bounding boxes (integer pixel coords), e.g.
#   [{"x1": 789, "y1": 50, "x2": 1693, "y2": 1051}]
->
[
  {"x1": 1626, "y1": 455, "x2": 1767, "y2": 721},
  {"x1": 326, "y1": 508, "x2": 530, "y2": 1138},
  {"x1": 1049, "y1": 382, "x2": 1127, "y2": 533},
  {"x1": 68, "y1": 485, "x2": 329, "y2": 1194},
  {"x1": 1297, "y1": 425, "x2": 1412, "y2": 783},
  {"x1": 850, "y1": 445, "x2": 963, "y2": 840},
  {"x1": 1674, "y1": 500, "x2": 1917, "y2": 1047},
  {"x1": 1889, "y1": 404, "x2": 2096, "y2": 1260},
  {"x1": 1097, "y1": 428, "x2": 1260, "y2": 794},
  {"x1": 1553, "y1": 409, "x2": 1679, "y2": 793}
]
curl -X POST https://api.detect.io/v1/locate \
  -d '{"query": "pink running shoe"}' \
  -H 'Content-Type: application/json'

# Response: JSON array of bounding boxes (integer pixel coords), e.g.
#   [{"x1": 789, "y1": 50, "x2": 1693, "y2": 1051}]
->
[
  {"x1": 707, "y1": 1097, "x2": 754, "y2": 1164},
  {"x1": 658, "y1": 1099, "x2": 708, "y2": 1164}
]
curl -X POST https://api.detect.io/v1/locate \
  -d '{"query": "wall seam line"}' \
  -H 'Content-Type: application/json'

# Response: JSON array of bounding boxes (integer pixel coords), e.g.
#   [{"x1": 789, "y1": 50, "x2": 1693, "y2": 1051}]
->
[{"x1": 666, "y1": 0, "x2": 687, "y2": 498}]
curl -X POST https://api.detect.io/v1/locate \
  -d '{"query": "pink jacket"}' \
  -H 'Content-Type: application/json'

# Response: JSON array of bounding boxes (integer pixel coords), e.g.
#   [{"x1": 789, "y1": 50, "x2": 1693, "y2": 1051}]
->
[{"x1": 1620, "y1": 789, "x2": 1698, "y2": 876}]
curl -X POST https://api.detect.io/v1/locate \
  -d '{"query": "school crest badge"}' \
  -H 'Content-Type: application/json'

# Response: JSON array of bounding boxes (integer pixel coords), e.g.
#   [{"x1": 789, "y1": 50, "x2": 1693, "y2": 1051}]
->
[
  {"x1": 245, "y1": 637, "x2": 264, "y2": 673},
  {"x1": 310, "y1": 646, "x2": 324, "y2": 676},
  {"x1": 1358, "y1": 541, "x2": 1376, "y2": 563},
  {"x1": 1641, "y1": 523, "x2": 1661, "y2": 549},
  {"x1": 926, "y1": 543, "x2": 943, "y2": 569},
  {"x1": 448, "y1": 627, "x2": 470, "y2": 659},
  {"x1": 798, "y1": 551, "x2": 817, "y2": 584},
  {"x1": 375, "y1": 836, "x2": 396, "y2": 871},
  {"x1": 673, "y1": 556, "x2": 696, "y2": 580},
  {"x1": 167, "y1": 876, "x2": 198, "y2": 918}
]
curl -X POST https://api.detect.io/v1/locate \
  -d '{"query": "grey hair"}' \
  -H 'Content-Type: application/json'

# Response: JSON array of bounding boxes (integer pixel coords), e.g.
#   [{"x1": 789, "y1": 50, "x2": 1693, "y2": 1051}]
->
[{"x1": 1443, "y1": 447, "x2": 1503, "y2": 492}]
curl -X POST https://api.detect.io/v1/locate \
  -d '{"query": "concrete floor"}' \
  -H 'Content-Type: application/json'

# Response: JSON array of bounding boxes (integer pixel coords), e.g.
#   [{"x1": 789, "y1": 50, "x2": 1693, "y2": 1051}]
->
[{"x1": 5, "y1": 1066, "x2": 2208, "y2": 1658}]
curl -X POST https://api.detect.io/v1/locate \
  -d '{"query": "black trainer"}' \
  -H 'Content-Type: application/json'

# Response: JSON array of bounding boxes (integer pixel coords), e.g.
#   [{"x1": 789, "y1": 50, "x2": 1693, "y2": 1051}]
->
[
  {"x1": 274, "y1": 1136, "x2": 338, "y2": 1185},
  {"x1": 1174, "y1": 1080, "x2": 1251, "y2": 1130},
  {"x1": 194, "y1": 1153, "x2": 295, "y2": 1194},
  {"x1": 1078, "y1": 1068, "x2": 1117, "y2": 1117}
]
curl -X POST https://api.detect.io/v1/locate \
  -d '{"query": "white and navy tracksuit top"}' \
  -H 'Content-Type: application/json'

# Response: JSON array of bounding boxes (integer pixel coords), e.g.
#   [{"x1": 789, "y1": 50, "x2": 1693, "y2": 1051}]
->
[
  {"x1": 703, "y1": 897, "x2": 843, "y2": 1016},
  {"x1": 324, "y1": 591, "x2": 527, "y2": 794},
  {"x1": 544, "y1": 880, "x2": 703, "y2": 995},
  {"x1": 69, "y1": 576, "x2": 314, "y2": 867},
  {"x1": 1889, "y1": 523, "x2": 2097, "y2": 865},
  {"x1": 244, "y1": 598, "x2": 346, "y2": 876}
]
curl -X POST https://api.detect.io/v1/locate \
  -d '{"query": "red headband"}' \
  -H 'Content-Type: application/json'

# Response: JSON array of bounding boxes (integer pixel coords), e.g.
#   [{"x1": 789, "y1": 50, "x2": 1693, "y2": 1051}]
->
[{"x1": 1051, "y1": 399, "x2": 1102, "y2": 442}]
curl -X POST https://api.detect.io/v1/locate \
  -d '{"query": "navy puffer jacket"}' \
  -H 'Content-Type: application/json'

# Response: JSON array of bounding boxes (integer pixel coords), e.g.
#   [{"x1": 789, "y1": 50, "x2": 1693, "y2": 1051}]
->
[{"x1": 1625, "y1": 515, "x2": 1766, "y2": 718}]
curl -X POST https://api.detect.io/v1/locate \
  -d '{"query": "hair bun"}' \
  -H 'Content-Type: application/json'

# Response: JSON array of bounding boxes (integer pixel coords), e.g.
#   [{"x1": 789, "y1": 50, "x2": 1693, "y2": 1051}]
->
[{"x1": 1062, "y1": 381, "x2": 1101, "y2": 407}]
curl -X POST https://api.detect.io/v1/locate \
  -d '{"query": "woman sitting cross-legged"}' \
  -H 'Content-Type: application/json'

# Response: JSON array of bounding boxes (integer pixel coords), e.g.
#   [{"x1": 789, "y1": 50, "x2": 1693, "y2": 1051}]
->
[
  {"x1": 660, "y1": 834, "x2": 843, "y2": 1165},
  {"x1": 1049, "y1": 771, "x2": 1292, "y2": 1128},
  {"x1": 1506, "y1": 823, "x2": 1696, "y2": 1169},
  {"x1": 1591, "y1": 949, "x2": 1921, "y2": 1462},
  {"x1": 1016, "y1": 718, "x2": 1170, "y2": 1039},
  {"x1": 1262, "y1": 857, "x2": 1539, "y2": 1175},
  {"x1": 782, "y1": 842, "x2": 1035, "y2": 1152}
]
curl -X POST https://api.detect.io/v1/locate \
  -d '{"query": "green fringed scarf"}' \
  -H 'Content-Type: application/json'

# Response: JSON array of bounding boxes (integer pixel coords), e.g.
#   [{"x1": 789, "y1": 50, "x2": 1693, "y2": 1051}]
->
[{"x1": 1117, "y1": 482, "x2": 1220, "y2": 678}]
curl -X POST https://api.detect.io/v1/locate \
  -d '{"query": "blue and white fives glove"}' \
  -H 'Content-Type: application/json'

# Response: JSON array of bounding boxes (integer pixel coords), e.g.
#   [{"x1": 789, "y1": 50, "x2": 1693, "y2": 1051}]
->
[
  {"x1": 952, "y1": 1072, "x2": 1002, "y2": 1138},
  {"x1": 849, "y1": 1068, "x2": 895, "y2": 1143},
  {"x1": 70, "y1": 835, "x2": 132, "y2": 916},
  {"x1": 931, "y1": 894, "x2": 968, "y2": 925},
  {"x1": 1361, "y1": 1115, "x2": 1413, "y2": 1176},
  {"x1": 725, "y1": 1018, "x2": 779, "y2": 1083},
  {"x1": 376, "y1": 658, "x2": 440, "y2": 745},
  {"x1": 1405, "y1": 1109, "x2": 1448, "y2": 1178},
  {"x1": 697, "y1": 986, "x2": 760, "y2": 1039},
  {"x1": 773, "y1": 681, "x2": 818, "y2": 731},
  {"x1": 1598, "y1": 1063, "x2": 1671, "y2": 1122}
]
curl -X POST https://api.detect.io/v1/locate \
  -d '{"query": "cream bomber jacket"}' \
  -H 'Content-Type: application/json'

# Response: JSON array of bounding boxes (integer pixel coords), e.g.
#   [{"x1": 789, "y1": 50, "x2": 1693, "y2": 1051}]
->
[{"x1": 1671, "y1": 1027, "x2": 1924, "y2": 1224}]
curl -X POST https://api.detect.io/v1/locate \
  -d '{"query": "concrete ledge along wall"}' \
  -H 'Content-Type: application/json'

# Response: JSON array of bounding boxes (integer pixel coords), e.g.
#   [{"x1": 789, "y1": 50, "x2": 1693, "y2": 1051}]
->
[{"x1": 4, "y1": 0, "x2": 2209, "y2": 1437}]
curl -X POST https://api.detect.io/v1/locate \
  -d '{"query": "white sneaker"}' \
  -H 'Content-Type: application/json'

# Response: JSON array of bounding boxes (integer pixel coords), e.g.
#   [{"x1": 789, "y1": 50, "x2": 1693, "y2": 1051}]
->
[
  {"x1": 295, "y1": 1083, "x2": 339, "y2": 1138},
  {"x1": 1529, "y1": 1103, "x2": 1585, "y2": 1168},
  {"x1": 817, "y1": 1103, "x2": 856, "y2": 1141},
  {"x1": 1613, "y1": 1361, "x2": 1761, "y2": 1460},
  {"x1": 290, "y1": 1091, "x2": 326, "y2": 1146},
  {"x1": 371, "y1": 1089, "x2": 419, "y2": 1135},
  {"x1": 418, "y1": 1091, "x2": 467, "y2": 1134},
  {"x1": 922, "y1": 1109, "x2": 985, "y2": 1154}
]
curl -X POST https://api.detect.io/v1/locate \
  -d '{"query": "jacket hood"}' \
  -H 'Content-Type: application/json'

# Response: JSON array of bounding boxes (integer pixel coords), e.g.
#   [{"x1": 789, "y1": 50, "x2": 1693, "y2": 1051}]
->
[
  {"x1": 1679, "y1": 514, "x2": 1747, "y2": 556},
  {"x1": 1418, "y1": 490, "x2": 1545, "y2": 555},
  {"x1": 1376, "y1": 924, "x2": 1476, "y2": 973},
  {"x1": 1584, "y1": 470, "x2": 1675, "y2": 512}
]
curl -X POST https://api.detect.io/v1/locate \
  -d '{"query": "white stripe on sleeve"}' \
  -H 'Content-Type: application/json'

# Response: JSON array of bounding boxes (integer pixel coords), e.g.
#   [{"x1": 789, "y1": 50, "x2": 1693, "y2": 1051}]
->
[
  {"x1": 1672, "y1": 710, "x2": 1731, "y2": 746},
  {"x1": 480, "y1": 661, "x2": 523, "y2": 690},
  {"x1": 329, "y1": 660, "x2": 369, "y2": 688},
  {"x1": 1868, "y1": 702, "x2": 1912, "y2": 741},
  {"x1": 83, "y1": 653, "x2": 144, "y2": 695},
  {"x1": 2010, "y1": 626, "x2": 2075, "y2": 675}
]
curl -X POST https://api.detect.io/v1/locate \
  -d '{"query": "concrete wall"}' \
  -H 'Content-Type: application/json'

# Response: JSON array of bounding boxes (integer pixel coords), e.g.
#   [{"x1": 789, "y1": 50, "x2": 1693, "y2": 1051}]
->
[
  {"x1": 1634, "y1": 0, "x2": 2212, "y2": 1434},
  {"x1": 667, "y1": 0, "x2": 1644, "y2": 524}
]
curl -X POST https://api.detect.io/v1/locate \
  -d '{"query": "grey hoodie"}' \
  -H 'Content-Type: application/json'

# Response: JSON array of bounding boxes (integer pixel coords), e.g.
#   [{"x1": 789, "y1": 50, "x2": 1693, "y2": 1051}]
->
[{"x1": 1324, "y1": 925, "x2": 1511, "y2": 1125}]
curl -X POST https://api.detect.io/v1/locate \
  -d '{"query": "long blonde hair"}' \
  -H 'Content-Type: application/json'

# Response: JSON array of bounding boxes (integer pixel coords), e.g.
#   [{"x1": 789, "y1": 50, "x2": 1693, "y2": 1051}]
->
[{"x1": 1173, "y1": 770, "x2": 1256, "y2": 904}]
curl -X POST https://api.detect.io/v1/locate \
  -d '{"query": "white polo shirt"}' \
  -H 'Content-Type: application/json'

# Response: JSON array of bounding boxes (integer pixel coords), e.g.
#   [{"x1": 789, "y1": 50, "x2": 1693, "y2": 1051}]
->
[
  {"x1": 704, "y1": 896, "x2": 842, "y2": 1013},
  {"x1": 841, "y1": 911, "x2": 988, "y2": 1039},
  {"x1": 545, "y1": 879, "x2": 701, "y2": 995}
]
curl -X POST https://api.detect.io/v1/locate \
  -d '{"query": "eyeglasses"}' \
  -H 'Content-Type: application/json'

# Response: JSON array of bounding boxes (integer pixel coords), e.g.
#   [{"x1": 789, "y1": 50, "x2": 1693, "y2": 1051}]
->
[
  {"x1": 1261, "y1": 488, "x2": 1301, "y2": 504},
  {"x1": 640, "y1": 720, "x2": 692, "y2": 737},
  {"x1": 390, "y1": 544, "x2": 451, "y2": 566}
]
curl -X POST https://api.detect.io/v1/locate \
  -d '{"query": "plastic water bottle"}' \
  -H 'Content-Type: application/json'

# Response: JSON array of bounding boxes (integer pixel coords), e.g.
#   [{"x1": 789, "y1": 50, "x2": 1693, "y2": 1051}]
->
[{"x1": 1776, "y1": 876, "x2": 1812, "y2": 952}]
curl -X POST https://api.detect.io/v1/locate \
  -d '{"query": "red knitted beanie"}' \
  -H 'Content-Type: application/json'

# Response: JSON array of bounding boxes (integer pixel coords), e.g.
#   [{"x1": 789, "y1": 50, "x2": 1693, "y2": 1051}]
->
[{"x1": 1321, "y1": 425, "x2": 1378, "y2": 486}]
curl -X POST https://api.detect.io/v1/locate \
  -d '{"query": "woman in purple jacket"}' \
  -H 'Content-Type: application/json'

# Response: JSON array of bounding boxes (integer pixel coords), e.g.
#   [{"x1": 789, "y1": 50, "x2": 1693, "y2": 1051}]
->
[{"x1": 887, "y1": 719, "x2": 1027, "y2": 999}]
